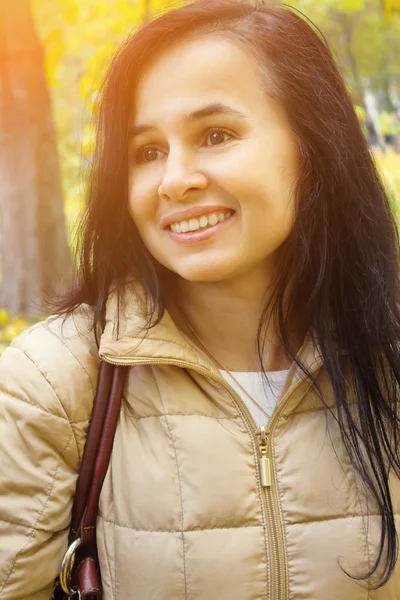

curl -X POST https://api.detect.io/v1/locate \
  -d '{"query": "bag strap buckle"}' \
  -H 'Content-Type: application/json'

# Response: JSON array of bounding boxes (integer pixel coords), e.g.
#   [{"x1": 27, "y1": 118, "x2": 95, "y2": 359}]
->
[{"x1": 59, "y1": 537, "x2": 82, "y2": 596}]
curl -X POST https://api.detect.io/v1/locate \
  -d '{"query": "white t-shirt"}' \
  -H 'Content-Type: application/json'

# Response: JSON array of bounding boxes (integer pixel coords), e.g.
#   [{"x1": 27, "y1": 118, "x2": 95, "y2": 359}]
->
[{"x1": 219, "y1": 369, "x2": 290, "y2": 427}]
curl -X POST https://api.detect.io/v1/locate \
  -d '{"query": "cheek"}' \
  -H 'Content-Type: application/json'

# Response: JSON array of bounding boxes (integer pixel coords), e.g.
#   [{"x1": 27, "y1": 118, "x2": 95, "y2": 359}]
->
[
  {"x1": 234, "y1": 139, "x2": 298, "y2": 233},
  {"x1": 256, "y1": 141, "x2": 299, "y2": 212},
  {"x1": 223, "y1": 133, "x2": 298, "y2": 194},
  {"x1": 128, "y1": 171, "x2": 158, "y2": 228}
]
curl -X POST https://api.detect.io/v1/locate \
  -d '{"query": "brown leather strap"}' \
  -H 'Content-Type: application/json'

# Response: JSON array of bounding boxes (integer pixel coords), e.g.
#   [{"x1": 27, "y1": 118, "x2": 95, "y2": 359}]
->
[
  {"x1": 80, "y1": 364, "x2": 129, "y2": 545},
  {"x1": 76, "y1": 557, "x2": 101, "y2": 599},
  {"x1": 54, "y1": 361, "x2": 129, "y2": 599},
  {"x1": 69, "y1": 361, "x2": 115, "y2": 542}
]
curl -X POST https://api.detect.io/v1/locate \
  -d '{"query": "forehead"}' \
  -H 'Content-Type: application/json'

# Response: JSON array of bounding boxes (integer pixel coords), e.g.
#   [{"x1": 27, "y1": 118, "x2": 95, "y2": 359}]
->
[{"x1": 134, "y1": 35, "x2": 269, "y2": 122}]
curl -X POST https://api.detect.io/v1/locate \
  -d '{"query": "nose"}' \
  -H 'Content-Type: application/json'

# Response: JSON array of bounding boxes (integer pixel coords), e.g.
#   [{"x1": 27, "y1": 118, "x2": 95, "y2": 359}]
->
[{"x1": 158, "y1": 148, "x2": 208, "y2": 201}]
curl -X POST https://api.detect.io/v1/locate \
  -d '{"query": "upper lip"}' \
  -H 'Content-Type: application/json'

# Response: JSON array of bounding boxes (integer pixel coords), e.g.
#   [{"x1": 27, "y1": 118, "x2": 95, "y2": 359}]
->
[{"x1": 161, "y1": 205, "x2": 234, "y2": 229}]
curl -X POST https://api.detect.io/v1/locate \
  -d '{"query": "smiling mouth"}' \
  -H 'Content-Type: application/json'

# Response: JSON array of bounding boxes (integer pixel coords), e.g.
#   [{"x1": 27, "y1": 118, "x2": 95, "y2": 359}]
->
[{"x1": 167, "y1": 210, "x2": 234, "y2": 233}]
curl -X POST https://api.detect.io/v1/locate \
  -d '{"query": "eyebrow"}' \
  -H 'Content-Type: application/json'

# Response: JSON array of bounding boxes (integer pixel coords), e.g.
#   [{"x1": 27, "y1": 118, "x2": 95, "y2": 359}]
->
[{"x1": 128, "y1": 103, "x2": 247, "y2": 140}]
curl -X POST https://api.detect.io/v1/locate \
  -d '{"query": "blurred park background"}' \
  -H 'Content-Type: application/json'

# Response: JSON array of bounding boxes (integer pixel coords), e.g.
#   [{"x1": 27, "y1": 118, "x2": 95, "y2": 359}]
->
[{"x1": 0, "y1": 0, "x2": 400, "y2": 352}]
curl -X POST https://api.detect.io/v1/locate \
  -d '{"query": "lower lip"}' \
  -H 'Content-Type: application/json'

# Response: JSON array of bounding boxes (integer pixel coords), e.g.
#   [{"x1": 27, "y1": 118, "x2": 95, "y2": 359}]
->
[{"x1": 165, "y1": 214, "x2": 236, "y2": 246}]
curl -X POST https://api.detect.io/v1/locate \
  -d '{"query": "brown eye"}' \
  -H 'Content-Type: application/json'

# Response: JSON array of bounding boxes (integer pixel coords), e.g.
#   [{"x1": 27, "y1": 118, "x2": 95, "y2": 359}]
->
[
  {"x1": 135, "y1": 146, "x2": 164, "y2": 164},
  {"x1": 209, "y1": 131, "x2": 227, "y2": 145},
  {"x1": 142, "y1": 148, "x2": 160, "y2": 162}
]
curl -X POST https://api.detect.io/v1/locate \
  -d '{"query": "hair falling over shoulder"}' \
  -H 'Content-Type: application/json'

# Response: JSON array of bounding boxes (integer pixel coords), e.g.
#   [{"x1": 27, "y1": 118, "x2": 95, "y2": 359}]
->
[{"x1": 50, "y1": 0, "x2": 400, "y2": 588}]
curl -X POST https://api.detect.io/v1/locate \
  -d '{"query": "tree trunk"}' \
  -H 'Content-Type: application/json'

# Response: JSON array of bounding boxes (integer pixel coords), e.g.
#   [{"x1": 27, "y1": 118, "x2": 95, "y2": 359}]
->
[{"x1": 0, "y1": 0, "x2": 73, "y2": 316}]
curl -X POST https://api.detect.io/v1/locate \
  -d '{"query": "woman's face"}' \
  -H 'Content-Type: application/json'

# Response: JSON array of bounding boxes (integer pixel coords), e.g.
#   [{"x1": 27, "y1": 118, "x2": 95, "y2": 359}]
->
[{"x1": 128, "y1": 35, "x2": 299, "y2": 283}]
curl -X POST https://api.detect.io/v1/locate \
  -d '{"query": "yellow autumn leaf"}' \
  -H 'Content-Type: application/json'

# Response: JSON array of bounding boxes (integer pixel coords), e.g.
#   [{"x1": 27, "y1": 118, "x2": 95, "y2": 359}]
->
[
  {"x1": 384, "y1": 0, "x2": 400, "y2": 16},
  {"x1": 43, "y1": 29, "x2": 65, "y2": 88},
  {"x1": 0, "y1": 309, "x2": 9, "y2": 325},
  {"x1": 62, "y1": 1, "x2": 79, "y2": 25},
  {"x1": 116, "y1": 0, "x2": 139, "y2": 20},
  {"x1": 336, "y1": 0, "x2": 365, "y2": 13}
]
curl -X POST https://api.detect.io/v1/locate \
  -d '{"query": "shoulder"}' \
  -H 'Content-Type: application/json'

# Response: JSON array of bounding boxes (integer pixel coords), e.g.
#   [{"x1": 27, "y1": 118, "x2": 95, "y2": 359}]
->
[
  {"x1": 0, "y1": 305, "x2": 100, "y2": 424},
  {"x1": 0, "y1": 306, "x2": 101, "y2": 596}
]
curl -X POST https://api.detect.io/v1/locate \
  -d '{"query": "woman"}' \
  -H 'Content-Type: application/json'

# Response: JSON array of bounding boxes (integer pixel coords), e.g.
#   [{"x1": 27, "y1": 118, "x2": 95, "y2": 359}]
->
[{"x1": 1, "y1": 0, "x2": 400, "y2": 598}]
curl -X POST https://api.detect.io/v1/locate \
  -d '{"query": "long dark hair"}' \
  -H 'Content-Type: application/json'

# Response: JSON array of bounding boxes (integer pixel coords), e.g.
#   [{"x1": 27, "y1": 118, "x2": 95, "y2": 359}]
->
[{"x1": 54, "y1": 0, "x2": 400, "y2": 588}]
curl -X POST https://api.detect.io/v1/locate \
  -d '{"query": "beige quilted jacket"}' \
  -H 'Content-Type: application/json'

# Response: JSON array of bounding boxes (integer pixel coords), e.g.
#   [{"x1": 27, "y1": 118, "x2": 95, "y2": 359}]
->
[{"x1": 1, "y1": 282, "x2": 400, "y2": 600}]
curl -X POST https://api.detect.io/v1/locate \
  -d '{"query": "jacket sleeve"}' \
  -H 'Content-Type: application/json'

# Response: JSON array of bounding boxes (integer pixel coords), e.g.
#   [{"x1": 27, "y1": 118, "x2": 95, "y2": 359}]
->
[{"x1": 0, "y1": 341, "x2": 85, "y2": 600}]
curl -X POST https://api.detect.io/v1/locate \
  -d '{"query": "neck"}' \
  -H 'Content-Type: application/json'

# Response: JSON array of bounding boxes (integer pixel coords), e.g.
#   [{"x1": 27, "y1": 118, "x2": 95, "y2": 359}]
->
[{"x1": 166, "y1": 271, "x2": 306, "y2": 372}]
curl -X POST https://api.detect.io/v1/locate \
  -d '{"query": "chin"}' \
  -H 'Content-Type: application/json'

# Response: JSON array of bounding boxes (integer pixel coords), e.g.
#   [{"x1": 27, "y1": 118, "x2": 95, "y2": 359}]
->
[{"x1": 169, "y1": 263, "x2": 236, "y2": 283}]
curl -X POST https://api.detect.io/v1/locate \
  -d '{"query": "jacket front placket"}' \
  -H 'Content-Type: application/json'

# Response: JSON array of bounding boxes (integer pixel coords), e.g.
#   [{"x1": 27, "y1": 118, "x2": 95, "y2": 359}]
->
[{"x1": 100, "y1": 337, "x2": 324, "y2": 600}]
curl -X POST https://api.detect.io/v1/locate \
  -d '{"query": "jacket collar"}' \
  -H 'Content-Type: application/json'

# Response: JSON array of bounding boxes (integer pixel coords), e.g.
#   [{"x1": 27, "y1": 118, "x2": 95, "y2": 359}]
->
[{"x1": 99, "y1": 281, "x2": 332, "y2": 393}]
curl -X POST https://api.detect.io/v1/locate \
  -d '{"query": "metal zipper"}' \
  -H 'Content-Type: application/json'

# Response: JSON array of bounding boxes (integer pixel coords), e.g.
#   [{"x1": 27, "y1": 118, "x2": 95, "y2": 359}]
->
[
  {"x1": 254, "y1": 361, "x2": 324, "y2": 600},
  {"x1": 257, "y1": 426, "x2": 271, "y2": 487},
  {"x1": 101, "y1": 353, "x2": 323, "y2": 600}
]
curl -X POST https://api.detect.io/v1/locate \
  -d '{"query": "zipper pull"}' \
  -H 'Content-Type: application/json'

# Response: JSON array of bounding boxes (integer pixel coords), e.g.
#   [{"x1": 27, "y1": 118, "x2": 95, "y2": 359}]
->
[{"x1": 256, "y1": 426, "x2": 271, "y2": 487}]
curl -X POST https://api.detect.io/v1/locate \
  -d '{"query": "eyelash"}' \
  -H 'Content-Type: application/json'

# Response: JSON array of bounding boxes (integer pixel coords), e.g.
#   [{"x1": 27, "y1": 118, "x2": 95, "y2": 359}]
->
[{"x1": 134, "y1": 128, "x2": 234, "y2": 164}]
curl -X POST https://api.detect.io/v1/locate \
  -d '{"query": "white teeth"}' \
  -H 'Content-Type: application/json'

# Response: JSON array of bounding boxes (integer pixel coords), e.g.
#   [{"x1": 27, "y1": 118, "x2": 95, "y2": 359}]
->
[
  {"x1": 169, "y1": 210, "x2": 233, "y2": 233},
  {"x1": 199, "y1": 215, "x2": 208, "y2": 228},
  {"x1": 189, "y1": 218, "x2": 199, "y2": 231}
]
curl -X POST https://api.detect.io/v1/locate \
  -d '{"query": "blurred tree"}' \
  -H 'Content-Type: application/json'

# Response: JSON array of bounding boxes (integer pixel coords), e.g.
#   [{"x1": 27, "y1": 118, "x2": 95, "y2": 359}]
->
[
  {"x1": 32, "y1": 0, "x2": 185, "y2": 235},
  {"x1": 291, "y1": 0, "x2": 400, "y2": 112},
  {"x1": 0, "y1": 0, "x2": 72, "y2": 316}
]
